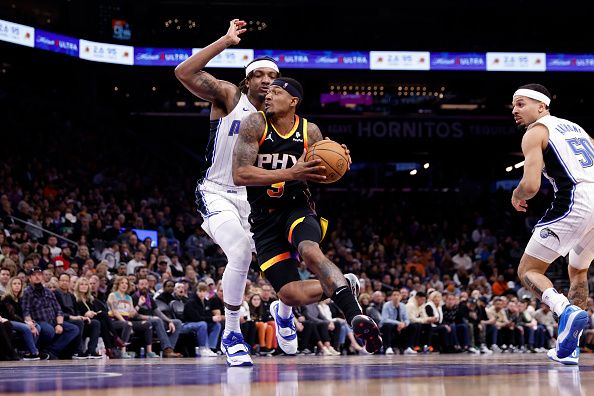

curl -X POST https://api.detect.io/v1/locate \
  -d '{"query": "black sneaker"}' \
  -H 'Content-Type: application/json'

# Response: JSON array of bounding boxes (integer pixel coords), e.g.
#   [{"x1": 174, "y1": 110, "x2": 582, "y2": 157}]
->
[
  {"x1": 352, "y1": 314, "x2": 382, "y2": 353},
  {"x1": 87, "y1": 352, "x2": 103, "y2": 359},
  {"x1": 22, "y1": 353, "x2": 41, "y2": 361},
  {"x1": 39, "y1": 352, "x2": 50, "y2": 360},
  {"x1": 72, "y1": 352, "x2": 89, "y2": 360}
]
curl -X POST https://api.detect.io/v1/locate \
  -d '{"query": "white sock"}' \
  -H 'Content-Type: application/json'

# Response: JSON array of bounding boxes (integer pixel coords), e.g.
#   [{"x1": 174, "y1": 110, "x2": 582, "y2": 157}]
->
[
  {"x1": 277, "y1": 300, "x2": 293, "y2": 319},
  {"x1": 542, "y1": 288, "x2": 570, "y2": 317},
  {"x1": 224, "y1": 308, "x2": 241, "y2": 335}
]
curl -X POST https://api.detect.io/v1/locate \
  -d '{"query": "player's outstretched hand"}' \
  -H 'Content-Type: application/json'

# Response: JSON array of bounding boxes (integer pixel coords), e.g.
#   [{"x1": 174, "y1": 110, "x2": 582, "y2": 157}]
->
[{"x1": 225, "y1": 19, "x2": 247, "y2": 45}]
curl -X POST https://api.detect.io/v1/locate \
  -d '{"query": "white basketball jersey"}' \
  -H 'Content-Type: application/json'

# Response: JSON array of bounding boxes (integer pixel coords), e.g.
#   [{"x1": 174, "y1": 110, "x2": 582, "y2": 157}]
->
[
  {"x1": 200, "y1": 93, "x2": 257, "y2": 187},
  {"x1": 533, "y1": 115, "x2": 594, "y2": 191}
]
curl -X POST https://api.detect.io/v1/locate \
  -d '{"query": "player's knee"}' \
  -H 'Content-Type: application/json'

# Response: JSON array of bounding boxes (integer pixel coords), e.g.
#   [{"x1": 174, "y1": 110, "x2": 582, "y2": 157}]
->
[
  {"x1": 278, "y1": 284, "x2": 305, "y2": 306},
  {"x1": 226, "y1": 237, "x2": 252, "y2": 268},
  {"x1": 297, "y1": 240, "x2": 322, "y2": 266},
  {"x1": 569, "y1": 249, "x2": 594, "y2": 271}
]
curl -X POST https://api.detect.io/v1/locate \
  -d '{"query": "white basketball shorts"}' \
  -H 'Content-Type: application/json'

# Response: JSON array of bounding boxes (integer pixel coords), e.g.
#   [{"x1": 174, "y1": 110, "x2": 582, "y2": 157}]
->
[
  {"x1": 195, "y1": 179, "x2": 255, "y2": 251},
  {"x1": 527, "y1": 183, "x2": 594, "y2": 263}
]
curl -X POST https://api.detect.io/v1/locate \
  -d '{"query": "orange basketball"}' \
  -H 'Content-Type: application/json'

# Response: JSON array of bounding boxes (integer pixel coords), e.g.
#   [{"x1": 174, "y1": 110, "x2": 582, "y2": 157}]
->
[{"x1": 304, "y1": 140, "x2": 349, "y2": 184}]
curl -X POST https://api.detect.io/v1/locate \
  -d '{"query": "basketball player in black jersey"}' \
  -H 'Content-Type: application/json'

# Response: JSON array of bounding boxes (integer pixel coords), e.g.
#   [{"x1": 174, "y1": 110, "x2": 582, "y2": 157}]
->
[{"x1": 232, "y1": 77, "x2": 382, "y2": 353}]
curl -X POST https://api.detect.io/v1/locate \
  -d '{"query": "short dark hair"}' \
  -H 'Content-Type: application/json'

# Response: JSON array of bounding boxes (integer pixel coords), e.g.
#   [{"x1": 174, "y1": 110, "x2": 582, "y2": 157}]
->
[{"x1": 415, "y1": 291, "x2": 427, "y2": 298}]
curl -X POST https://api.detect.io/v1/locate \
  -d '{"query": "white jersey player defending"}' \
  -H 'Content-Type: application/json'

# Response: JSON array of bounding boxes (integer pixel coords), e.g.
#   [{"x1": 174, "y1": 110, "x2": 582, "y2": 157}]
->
[
  {"x1": 175, "y1": 19, "x2": 279, "y2": 366},
  {"x1": 511, "y1": 83, "x2": 594, "y2": 366}
]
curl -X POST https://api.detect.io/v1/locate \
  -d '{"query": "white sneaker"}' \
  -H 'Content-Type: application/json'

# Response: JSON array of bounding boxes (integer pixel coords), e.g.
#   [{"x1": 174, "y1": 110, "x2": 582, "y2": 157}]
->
[
  {"x1": 467, "y1": 346, "x2": 480, "y2": 355},
  {"x1": 385, "y1": 347, "x2": 395, "y2": 355},
  {"x1": 480, "y1": 345, "x2": 493, "y2": 355},
  {"x1": 403, "y1": 347, "x2": 417, "y2": 355},
  {"x1": 200, "y1": 347, "x2": 218, "y2": 357},
  {"x1": 490, "y1": 344, "x2": 502, "y2": 353},
  {"x1": 327, "y1": 346, "x2": 341, "y2": 356},
  {"x1": 548, "y1": 347, "x2": 579, "y2": 365},
  {"x1": 270, "y1": 300, "x2": 298, "y2": 355},
  {"x1": 220, "y1": 331, "x2": 253, "y2": 367},
  {"x1": 321, "y1": 347, "x2": 334, "y2": 356}
]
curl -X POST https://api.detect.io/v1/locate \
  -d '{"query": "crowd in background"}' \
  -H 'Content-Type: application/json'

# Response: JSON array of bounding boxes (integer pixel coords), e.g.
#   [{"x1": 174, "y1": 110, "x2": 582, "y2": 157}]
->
[{"x1": 1, "y1": 105, "x2": 593, "y2": 360}]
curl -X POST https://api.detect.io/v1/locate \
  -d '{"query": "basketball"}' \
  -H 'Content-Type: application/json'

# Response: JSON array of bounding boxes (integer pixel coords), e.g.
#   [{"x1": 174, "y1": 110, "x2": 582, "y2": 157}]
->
[{"x1": 304, "y1": 140, "x2": 350, "y2": 183}]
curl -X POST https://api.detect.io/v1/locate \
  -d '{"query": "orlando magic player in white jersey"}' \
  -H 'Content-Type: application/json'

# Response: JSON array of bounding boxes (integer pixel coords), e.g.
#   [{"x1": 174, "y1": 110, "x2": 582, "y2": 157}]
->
[
  {"x1": 175, "y1": 19, "x2": 279, "y2": 366},
  {"x1": 511, "y1": 83, "x2": 594, "y2": 365}
]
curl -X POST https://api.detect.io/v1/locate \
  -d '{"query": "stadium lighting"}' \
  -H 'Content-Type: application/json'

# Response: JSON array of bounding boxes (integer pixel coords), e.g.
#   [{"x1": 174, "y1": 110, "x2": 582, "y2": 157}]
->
[{"x1": 410, "y1": 169, "x2": 418, "y2": 175}]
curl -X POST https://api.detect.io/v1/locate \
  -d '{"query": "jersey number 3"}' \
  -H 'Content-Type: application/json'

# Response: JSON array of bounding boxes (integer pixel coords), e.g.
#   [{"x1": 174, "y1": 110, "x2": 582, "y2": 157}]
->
[
  {"x1": 566, "y1": 138, "x2": 594, "y2": 168},
  {"x1": 267, "y1": 182, "x2": 285, "y2": 198}
]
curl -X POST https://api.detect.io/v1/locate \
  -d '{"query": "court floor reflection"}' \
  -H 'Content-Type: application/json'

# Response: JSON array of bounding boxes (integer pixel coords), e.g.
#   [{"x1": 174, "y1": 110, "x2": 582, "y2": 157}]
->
[{"x1": 0, "y1": 354, "x2": 591, "y2": 396}]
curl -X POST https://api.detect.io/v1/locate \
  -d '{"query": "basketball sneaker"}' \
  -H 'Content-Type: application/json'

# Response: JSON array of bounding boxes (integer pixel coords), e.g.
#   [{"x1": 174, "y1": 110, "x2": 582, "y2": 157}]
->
[
  {"x1": 221, "y1": 331, "x2": 253, "y2": 367},
  {"x1": 345, "y1": 273, "x2": 360, "y2": 297},
  {"x1": 548, "y1": 347, "x2": 579, "y2": 366},
  {"x1": 344, "y1": 273, "x2": 362, "y2": 311},
  {"x1": 270, "y1": 300, "x2": 298, "y2": 355},
  {"x1": 352, "y1": 315, "x2": 382, "y2": 353},
  {"x1": 556, "y1": 305, "x2": 588, "y2": 358}
]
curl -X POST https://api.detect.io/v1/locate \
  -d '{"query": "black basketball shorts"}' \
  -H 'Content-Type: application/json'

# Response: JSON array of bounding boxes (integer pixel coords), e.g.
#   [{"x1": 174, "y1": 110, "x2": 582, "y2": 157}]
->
[{"x1": 248, "y1": 205, "x2": 328, "y2": 292}]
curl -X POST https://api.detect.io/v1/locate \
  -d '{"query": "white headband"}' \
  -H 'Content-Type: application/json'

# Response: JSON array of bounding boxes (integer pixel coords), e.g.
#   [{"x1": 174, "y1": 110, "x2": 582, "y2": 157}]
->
[
  {"x1": 245, "y1": 59, "x2": 279, "y2": 76},
  {"x1": 513, "y1": 89, "x2": 551, "y2": 106}
]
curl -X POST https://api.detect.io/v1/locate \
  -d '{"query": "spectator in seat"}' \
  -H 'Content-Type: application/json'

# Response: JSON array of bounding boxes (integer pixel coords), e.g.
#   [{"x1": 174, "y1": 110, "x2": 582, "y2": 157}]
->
[
  {"x1": 0, "y1": 277, "x2": 45, "y2": 360},
  {"x1": 21, "y1": 267, "x2": 79, "y2": 359},
  {"x1": 132, "y1": 277, "x2": 183, "y2": 358},
  {"x1": 74, "y1": 277, "x2": 125, "y2": 358},
  {"x1": 107, "y1": 276, "x2": 153, "y2": 358},
  {"x1": 406, "y1": 291, "x2": 435, "y2": 352},
  {"x1": 182, "y1": 282, "x2": 222, "y2": 357},
  {"x1": 380, "y1": 290, "x2": 415, "y2": 355},
  {"x1": 442, "y1": 293, "x2": 478, "y2": 354},
  {"x1": 54, "y1": 273, "x2": 101, "y2": 359}
]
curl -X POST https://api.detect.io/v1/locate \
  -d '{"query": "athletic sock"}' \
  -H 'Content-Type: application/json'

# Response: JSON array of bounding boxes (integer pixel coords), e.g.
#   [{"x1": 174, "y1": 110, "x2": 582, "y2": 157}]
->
[
  {"x1": 331, "y1": 285, "x2": 362, "y2": 324},
  {"x1": 542, "y1": 288, "x2": 571, "y2": 317},
  {"x1": 224, "y1": 307, "x2": 241, "y2": 336},
  {"x1": 277, "y1": 300, "x2": 293, "y2": 319}
]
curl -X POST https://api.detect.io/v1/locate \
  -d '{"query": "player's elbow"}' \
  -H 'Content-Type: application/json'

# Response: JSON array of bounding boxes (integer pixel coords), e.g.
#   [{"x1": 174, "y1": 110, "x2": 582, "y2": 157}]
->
[
  {"x1": 174, "y1": 65, "x2": 187, "y2": 82},
  {"x1": 522, "y1": 180, "x2": 540, "y2": 196},
  {"x1": 174, "y1": 63, "x2": 194, "y2": 83}
]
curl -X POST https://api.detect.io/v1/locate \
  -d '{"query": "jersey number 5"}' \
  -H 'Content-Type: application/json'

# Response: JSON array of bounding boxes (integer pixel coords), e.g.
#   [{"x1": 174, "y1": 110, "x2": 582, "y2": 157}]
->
[
  {"x1": 267, "y1": 182, "x2": 285, "y2": 198},
  {"x1": 566, "y1": 138, "x2": 594, "y2": 168}
]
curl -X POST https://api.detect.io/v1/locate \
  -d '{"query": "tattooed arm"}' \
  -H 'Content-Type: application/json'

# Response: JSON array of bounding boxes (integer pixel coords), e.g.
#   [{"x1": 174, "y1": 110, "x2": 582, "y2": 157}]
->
[
  {"x1": 307, "y1": 122, "x2": 324, "y2": 145},
  {"x1": 233, "y1": 113, "x2": 327, "y2": 186},
  {"x1": 174, "y1": 19, "x2": 244, "y2": 115}
]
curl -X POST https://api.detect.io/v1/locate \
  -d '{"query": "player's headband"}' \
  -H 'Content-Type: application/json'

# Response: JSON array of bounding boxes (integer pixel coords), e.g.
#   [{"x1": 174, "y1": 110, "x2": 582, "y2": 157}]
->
[
  {"x1": 271, "y1": 79, "x2": 302, "y2": 100},
  {"x1": 245, "y1": 59, "x2": 279, "y2": 77},
  {"x1": 513, "y1": 89, "x2": 551, "y2": 106}
]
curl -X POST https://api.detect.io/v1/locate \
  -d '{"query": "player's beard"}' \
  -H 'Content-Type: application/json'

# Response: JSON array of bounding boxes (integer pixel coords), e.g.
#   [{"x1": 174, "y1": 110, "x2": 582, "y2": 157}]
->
[
  {"x1": 265, "y1": 109, "x2": 275, "y2": 118},
  {"x1": 516, "y1": 123, "x2": 528, "y2": 133}
]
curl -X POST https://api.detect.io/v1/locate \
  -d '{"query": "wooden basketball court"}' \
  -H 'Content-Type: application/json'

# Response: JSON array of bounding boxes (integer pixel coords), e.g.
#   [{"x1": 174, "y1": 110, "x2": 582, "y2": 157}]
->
[{"x1": 0, "y1": 353, "x2": 589, "y2": 395}]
